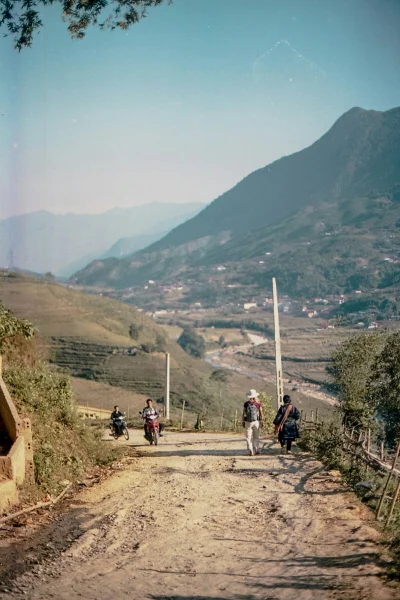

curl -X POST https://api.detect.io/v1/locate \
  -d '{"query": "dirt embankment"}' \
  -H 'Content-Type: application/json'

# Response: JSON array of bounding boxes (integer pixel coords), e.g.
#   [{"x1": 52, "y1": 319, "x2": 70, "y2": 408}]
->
[{"x1": 0, "y1": 431, "x2": 397, "y2": 600}]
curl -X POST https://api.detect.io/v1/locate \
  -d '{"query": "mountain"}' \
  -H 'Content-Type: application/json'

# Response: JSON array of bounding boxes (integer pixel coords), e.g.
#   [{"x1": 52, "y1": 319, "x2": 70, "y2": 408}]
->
[
  {"x1": 147, "y1": 107, "x2": 400, "y2": 250},
  {"x1": 100, "y1": 231, "x2": 167, "y2": 259},
  {"x1": 73, "y1": 106, "x2": 400, "y2": 296},
  {"x1": 0, "y1": 202, "x2": 205, "y2": 277}
]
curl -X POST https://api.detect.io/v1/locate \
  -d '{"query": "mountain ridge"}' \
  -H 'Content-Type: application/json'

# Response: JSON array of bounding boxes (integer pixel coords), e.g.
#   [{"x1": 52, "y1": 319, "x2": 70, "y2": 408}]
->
[
  {"x1": 73, "y1": 106, "x2": 400, "y2": 297},
  {"x1": 142, "y1": 106, "x2": 399, "y2": 252},
  {"x1": 0, "y1": 202, "x2": 205, "y2": 276}
]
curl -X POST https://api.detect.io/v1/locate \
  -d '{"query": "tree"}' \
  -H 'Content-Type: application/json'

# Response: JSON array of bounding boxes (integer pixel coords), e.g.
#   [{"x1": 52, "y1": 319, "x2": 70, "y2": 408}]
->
[
  {"x1": 368, "y1": 333, "x2": 400, "y2": 447},
  {"x1": 155, "y1": 332, "x2": 166, "y2": 352},
  {"x1": 1, "y1": 0, "x2": 170, "y2": 51},
  {"x1": 328, "y1": 332, "x2": 387, "y2": 429},
  {"x1": 209, "y1": 369, "x2": 229, "y2": 383},
  {"x1": 177, "y1": 328, "x2": 205, "y2": 359},
  {"x1": 129, "y1": 323, "x2": 142, "y2": 339}
]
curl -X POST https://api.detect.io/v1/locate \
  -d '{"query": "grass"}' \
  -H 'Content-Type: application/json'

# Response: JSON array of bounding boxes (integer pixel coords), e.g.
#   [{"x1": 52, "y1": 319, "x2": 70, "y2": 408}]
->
[
  {"x1": 0, "y1": 273, "x2": 261, "y2": 418},
  {"x1": 1, "y1": 335, "x2": 119, "y2": 498}
]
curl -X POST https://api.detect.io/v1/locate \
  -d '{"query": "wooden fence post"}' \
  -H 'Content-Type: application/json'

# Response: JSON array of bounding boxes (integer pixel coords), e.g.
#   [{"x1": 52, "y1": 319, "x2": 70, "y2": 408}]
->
[
  {"x1": 376, "y1": 439, "x2": 400, "y2": 521},
  {"x1": 384, "y1": 479, "x2": 400, "y2": 529},
  {"x1": 220, "y1": 409, "x2": 224, "y2": 431},
  {"x1": 180, "y1": 400, "x2": 185, "y2": 430},
  {"x1": 315, "y1": 407, "x2": 319, "y2": 424},
  {"x1": 380, "y1": 442, "x2": 385, "y2": 462},
  {"x1": 234, "y1": 409, "x2": 238, "y2": 432}
]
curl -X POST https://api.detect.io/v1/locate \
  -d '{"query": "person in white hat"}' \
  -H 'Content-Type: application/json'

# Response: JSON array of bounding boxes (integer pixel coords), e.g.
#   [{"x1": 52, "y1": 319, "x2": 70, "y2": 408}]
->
[{"x1": 242, "y1": 389, "x2": 264, "y2": 456}]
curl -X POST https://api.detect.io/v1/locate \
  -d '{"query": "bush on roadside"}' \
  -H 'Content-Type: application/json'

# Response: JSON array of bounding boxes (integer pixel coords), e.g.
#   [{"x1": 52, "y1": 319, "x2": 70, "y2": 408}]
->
[
  {"x1": 3, "y1": 358, "x2": 120, "y2": 496},
  {"x1": 1, "y1": 303, "x2": 119, "y2": 498}
]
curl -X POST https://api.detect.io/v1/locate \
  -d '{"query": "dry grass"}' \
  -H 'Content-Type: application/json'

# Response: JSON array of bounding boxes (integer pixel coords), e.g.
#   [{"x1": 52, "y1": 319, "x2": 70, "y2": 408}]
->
[{"x1": 0, "y1": 275, "x2": 261, "y2": 419}]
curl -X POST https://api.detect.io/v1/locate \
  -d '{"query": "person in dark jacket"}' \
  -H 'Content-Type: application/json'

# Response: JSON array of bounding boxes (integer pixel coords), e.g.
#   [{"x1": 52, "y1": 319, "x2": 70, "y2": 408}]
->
[{"x1": 273, "y1": 395, "x2": 300, "y2": 454}]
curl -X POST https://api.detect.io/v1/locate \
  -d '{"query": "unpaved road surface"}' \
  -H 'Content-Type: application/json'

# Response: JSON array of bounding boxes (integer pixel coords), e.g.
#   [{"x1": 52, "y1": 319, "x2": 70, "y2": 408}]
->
[{"x1": 0, "y1": 431, "x2": 397, "y2": 600}]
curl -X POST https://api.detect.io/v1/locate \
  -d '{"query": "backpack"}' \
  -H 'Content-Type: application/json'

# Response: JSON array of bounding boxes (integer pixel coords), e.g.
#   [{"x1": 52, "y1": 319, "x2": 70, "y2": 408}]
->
[{"x1": 245, "y1": 401, "x2": 260, "y2": 422}]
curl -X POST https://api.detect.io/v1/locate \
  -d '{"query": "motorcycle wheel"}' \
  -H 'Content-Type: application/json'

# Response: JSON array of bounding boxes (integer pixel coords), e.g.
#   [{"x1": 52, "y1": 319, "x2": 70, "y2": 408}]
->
[
  {"x1": 153, "y1": 428, "x2": 159, "y2": 446},
  {"x1": 113, "y1": 431, "x2": 118, "y2": 440},
  {"x1": 123, "y1": 426, "x2": 129, "y2": 441}
]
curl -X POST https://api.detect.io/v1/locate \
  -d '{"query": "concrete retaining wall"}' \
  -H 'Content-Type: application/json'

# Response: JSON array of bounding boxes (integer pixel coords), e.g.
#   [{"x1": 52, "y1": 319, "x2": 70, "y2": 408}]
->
[
  {"x1": 0, "y1": 436, "x2": 25, "y2": 485},
  {"x1": 0, "y1": 369, "x2": 34, "y2": 512},
  {"x1": 0, "y1": 377, "x2": 22, "y2": 442},
  {"x1": 0, "y1": 478, "x2": 18, "y2": 513}
]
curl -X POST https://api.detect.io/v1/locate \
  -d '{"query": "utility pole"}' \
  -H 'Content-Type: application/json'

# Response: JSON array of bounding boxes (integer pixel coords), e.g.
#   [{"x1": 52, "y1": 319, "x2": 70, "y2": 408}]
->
[
  {"x1": 165, "y1": 352, "x2": 170, "y2": 420},
  {"x1": 272, "y1": 277, "x2": 284, "y2": 409},
  {"x1": 7, "y1": 249, "x2": 14, "y2": 270}
]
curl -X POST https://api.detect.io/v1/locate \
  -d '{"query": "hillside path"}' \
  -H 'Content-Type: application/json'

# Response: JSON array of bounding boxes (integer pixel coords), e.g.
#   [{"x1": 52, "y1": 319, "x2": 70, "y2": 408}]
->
[{"x1": 1, "y1": 431, "x2": 397, "y2": 600}]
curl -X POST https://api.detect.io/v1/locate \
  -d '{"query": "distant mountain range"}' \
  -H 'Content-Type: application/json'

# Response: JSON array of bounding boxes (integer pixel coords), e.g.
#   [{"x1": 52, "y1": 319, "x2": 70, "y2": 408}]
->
[
  {"x1": 0, "y1": 202, "x2": 205, "y2": 276},
  {"x1": 73, "y1": 107, "x2": 400, "y2": 297}
]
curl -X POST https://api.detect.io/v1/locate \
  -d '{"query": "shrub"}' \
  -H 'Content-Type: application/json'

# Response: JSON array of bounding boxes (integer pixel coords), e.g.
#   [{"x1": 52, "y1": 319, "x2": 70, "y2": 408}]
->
[
  {"x1": 3, "y1": 361, "x2": 119, "y2": 495},
  {"x1": 177, "y1": 328, "x2": 206, "y2": 358},
  {"x1": 1, "y1": 319, "x2": 119, "y2": 497},
  {"x1": 129, "y1": 323, "x2": 142, "y2": 339},
  {"x1": 140, "y1": 342, "x2": 156, "y2": 354}
]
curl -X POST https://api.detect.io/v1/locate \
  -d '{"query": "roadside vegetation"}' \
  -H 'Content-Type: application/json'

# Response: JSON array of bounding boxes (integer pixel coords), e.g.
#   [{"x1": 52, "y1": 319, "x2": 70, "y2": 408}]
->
[
  {"x1": 0, "y1": 301, "x2": 119, "y2": 499},
  {"x1": 300, "y1": 330, "x2": 400, "y2": 577}
]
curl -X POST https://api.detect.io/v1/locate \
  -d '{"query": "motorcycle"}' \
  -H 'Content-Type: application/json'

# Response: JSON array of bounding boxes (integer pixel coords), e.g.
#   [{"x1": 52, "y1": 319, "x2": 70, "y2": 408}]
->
[
  {"x1": 139, "y1": 411, "x2": 160, "y2": 446},
  {"x1": 110, "y1": 415, "x2": 129, "y2": 441}
]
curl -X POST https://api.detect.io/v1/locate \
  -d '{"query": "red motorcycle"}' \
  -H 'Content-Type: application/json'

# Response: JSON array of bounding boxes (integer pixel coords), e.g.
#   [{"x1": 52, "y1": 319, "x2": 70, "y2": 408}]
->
[{"x1": 140, "y1": 413, "x2": 160, "y2": 445}]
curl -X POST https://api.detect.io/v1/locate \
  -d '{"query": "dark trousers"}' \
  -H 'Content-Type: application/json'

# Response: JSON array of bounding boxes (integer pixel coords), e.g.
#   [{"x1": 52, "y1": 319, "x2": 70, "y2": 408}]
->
[
  {"x1": 281, "y1": 439, "x2": 292, "y2": 451},
  {"x1": 278, "y1": 431, "x2": 292, "y2": 451}
]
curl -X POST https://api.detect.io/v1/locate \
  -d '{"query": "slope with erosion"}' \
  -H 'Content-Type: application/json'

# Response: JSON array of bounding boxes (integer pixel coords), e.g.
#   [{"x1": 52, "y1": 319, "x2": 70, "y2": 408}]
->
[
  {"x1": 0, "y1": 272, "x2": 258, "y2": 419},
  {"x1": 73, "y1": 106, "x2": 400, "y2": 296}
]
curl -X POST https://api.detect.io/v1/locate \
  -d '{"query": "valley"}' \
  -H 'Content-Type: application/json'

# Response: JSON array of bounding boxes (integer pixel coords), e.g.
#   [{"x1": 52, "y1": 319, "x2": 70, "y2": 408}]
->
[{"x1": 0, "y1": 270, "x2": 340, "y2": 427}]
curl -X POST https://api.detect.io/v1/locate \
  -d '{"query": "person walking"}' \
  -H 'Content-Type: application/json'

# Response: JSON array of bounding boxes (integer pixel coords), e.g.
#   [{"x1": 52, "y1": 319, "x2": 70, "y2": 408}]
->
[
  {"x1": 273, "y1": 394, "x2": 300, "y2": 454},
  {"x1": 242, "y1": 389, "x2": 264, "y2": 456}
]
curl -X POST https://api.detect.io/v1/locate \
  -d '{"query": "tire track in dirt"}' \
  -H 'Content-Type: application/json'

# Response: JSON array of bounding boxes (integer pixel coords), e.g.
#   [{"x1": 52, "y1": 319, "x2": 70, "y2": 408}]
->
[{"x1": 0, "y1": 431, "x2": 397, "y2": 600}]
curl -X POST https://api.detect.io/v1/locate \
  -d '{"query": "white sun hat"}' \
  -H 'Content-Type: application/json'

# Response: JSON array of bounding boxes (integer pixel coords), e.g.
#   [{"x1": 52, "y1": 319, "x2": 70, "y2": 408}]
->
[{"x1": 246, "y1": 389, "x2": 259, "y2": 398}]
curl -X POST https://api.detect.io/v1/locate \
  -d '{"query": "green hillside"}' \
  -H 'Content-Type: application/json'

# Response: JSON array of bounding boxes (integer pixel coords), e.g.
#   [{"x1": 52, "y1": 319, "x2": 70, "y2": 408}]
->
[{"x1": 0, "y1": 271, "x2": 256, "y2": 417}]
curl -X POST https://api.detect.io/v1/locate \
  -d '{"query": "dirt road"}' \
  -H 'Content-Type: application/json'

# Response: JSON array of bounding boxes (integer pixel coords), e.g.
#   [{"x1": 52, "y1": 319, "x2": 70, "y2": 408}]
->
[{"x1": 1, "y1": 431, "x2": 397, "y2": 600}]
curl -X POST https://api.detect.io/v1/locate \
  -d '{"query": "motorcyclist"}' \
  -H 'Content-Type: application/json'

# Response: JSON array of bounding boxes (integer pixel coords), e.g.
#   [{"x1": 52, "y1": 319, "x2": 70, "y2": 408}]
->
[
  {"x1": 110, "y1": 405, "x2": 124, "y2": 435},
  {"x1": 142, "y1": 398, "x2": 164, "y2": 438}
]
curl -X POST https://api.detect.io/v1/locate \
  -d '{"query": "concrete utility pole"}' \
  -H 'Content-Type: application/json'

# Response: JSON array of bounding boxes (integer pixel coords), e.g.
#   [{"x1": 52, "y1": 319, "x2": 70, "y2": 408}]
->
[
  {"x1": 165, "y1": 352, "x2": 170, "y2": 420},
  {"x1": 272, "y1": 277, "x2": 284, "y2": 409}
]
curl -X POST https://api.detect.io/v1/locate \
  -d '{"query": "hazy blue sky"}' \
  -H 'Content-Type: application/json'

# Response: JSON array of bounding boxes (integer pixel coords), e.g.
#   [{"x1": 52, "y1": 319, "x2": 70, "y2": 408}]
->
[{"x1": 1, "y1": 0, "x2": 399, "y2": 218}]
